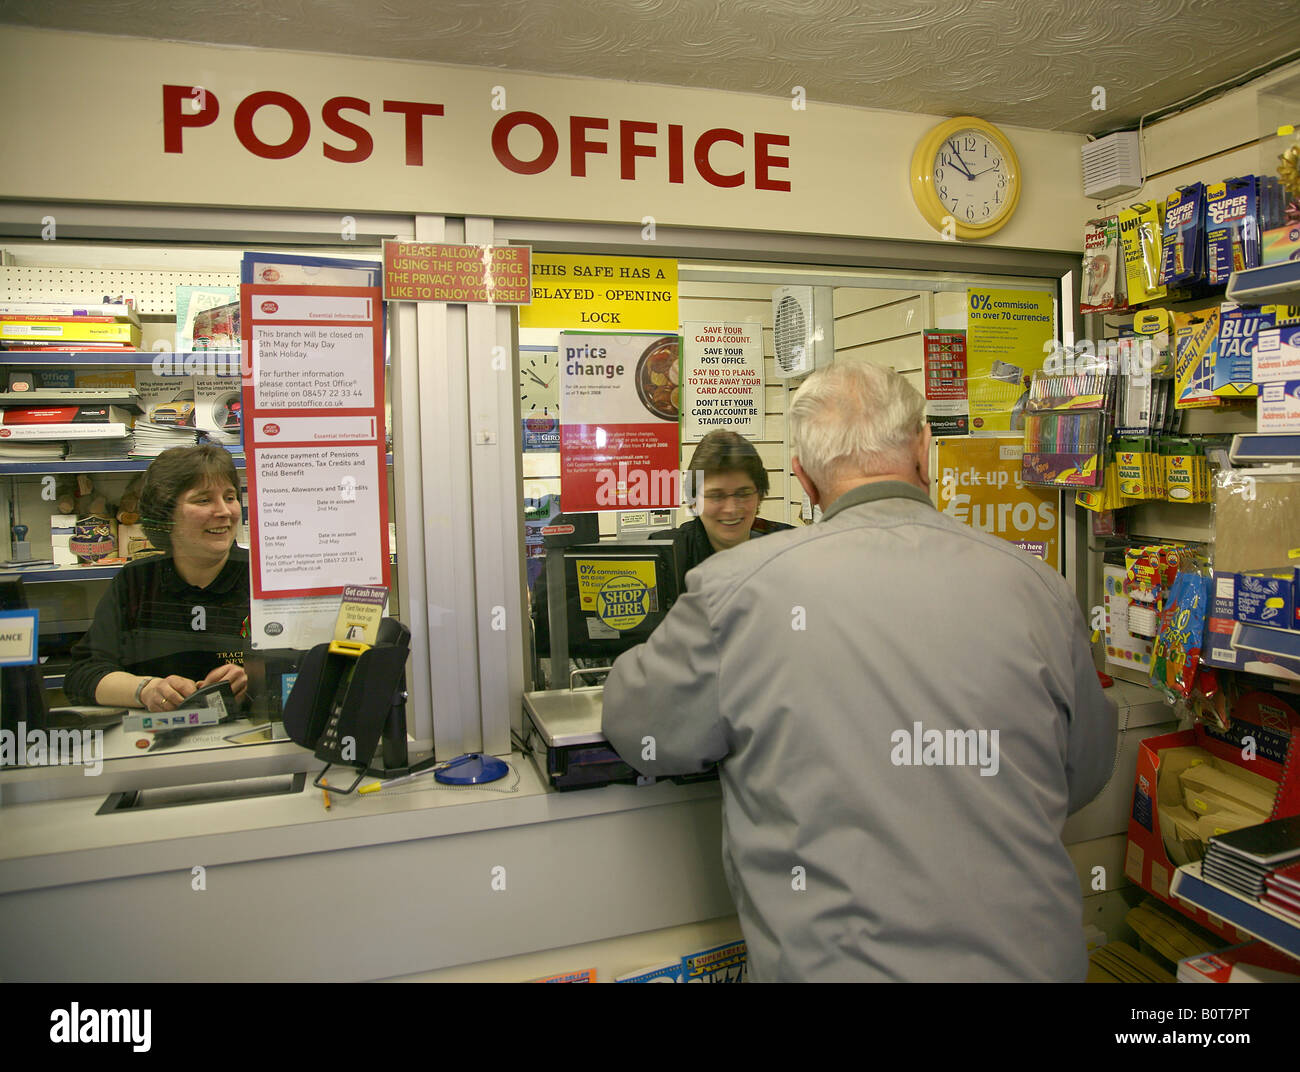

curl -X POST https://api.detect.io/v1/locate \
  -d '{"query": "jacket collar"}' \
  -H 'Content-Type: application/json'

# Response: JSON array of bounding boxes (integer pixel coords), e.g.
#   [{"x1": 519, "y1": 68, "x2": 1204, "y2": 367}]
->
[{"x1": 820, "y1": 480, "x2": 934, "y2": 522}]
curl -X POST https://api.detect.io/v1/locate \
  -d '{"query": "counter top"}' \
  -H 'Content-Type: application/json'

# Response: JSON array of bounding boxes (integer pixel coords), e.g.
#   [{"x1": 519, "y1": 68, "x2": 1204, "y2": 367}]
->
[{"x1": 0, "y1": 752, "x2": 722, "y2": 895}]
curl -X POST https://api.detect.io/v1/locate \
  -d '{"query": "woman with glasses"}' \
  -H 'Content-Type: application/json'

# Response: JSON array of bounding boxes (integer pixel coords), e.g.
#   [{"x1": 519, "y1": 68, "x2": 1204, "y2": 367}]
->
[{"x1": 655, "y1": 429, "x2": 793, "y2": 571}]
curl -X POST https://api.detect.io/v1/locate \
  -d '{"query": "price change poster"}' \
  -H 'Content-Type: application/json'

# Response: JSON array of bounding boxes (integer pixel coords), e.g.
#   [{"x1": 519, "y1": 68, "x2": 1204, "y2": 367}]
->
[
  {"x1": 559, "y1": 331, "x2": 681, "y2": 512},
  {"x1": 242, "y1": 285, "x2": 390, "y2": 601}
]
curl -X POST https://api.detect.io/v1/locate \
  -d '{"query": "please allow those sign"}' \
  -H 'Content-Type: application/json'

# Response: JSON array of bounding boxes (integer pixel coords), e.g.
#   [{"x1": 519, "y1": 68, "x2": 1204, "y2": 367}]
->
[{"x1": 382, "y1": 241, "x2": 531, "y2": 304}]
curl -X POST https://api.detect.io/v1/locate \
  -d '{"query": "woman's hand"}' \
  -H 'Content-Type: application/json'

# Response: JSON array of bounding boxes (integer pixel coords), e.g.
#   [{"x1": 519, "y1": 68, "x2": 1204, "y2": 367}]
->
[
  {"x1": 201, "y1": 662, "x2": 249, "y2": 703},
  {"x1": 141, "y1": 675, "x2": 199, "y2": 712}
]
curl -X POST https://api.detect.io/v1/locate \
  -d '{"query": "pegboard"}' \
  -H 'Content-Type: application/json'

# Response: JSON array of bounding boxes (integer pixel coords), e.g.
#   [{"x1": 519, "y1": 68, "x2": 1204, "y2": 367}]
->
[{"x1": 0, "y1": 266, "x2": 240, "y2": 316}]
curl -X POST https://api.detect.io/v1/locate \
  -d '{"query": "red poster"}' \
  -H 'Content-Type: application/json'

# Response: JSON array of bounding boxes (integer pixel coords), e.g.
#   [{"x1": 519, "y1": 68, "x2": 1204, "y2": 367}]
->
[{"x1": 559, "y1": 332, "x2": 681, "y2": 511}]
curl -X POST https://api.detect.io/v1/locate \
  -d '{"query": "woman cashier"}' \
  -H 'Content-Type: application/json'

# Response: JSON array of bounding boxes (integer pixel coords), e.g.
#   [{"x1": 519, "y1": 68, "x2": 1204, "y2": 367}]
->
[
  {"x1": 655, "y1": 429, "x2": 793, "y2": 568},
  {"x1": 64, "y1": 445, "x2": 250, "y2": 712}
]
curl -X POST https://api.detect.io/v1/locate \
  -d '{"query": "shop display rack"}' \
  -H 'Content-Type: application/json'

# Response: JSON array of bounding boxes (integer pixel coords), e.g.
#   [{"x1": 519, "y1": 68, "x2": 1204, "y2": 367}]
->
[
  {"x1": 1225, "y1": 258, "x2": 1300, "y2": 308},
  {"x1": 1172, "y1": 861, "x2": 1300, "y2": 959}
]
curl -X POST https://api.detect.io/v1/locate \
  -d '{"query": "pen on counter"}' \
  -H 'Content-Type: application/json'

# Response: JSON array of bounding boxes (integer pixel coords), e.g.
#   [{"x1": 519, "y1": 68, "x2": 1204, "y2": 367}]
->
[
  {"x1": 358, "y1": 763, "x2": 443, "y2": 795},
  {"x1": 321, "y1": 778, "x2": 331, "y2": 810}
]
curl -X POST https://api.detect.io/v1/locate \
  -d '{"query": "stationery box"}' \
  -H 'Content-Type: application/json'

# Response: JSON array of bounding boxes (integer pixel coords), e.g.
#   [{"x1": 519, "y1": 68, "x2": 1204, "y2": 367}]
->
[
  {"x1": 1253, "y1": 324, "x2": 1300, "y2": 383},
  {"x1": 1257, "y1": 380, "x2": 1300, "y2": 433},
  {"x1": 1125, "y1": 692, "x2": 1300, "y2": 939},
  {"x1": 1261, "y1": 224, "x2": 1300, "y2": 266},
  {"x1": 1205, "y1": 573, "x2": 1300, "y2": 677},
  {"x1": 1233, "y1": 569, "x2": 1298, "y2": 630}
]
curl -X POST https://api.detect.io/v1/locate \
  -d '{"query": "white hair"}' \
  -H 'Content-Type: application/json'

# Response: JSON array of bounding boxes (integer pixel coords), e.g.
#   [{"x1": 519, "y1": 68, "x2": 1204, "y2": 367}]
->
[{"x1": 788, "y1": 362, "x2": 926, "y2": 489}]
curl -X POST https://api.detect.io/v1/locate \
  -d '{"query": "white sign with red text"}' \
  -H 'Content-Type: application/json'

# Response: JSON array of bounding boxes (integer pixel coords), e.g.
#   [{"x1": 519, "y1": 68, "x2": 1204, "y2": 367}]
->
[
  {"x1": 242, "y1": 284, "x2": 389, "y2": 600},
  {"x1": 682, "y1": 321, "x2": 764, "y2": 441}
]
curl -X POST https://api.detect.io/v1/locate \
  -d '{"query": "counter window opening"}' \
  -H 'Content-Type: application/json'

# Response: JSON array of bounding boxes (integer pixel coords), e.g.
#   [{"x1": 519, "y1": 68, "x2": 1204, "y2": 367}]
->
[
  {"x1": 0, "y1": 213, "x2": 431, "y2": 800},
  {"x1": 515, "y1": 251, "x2": 1073, "y2": 705}
]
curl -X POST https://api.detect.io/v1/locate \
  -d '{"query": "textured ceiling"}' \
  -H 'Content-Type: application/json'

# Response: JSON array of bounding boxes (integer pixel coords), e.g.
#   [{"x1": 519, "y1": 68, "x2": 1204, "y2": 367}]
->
[{"x1": 3, "y1": 0, "x2": 1300, "y2": 134}]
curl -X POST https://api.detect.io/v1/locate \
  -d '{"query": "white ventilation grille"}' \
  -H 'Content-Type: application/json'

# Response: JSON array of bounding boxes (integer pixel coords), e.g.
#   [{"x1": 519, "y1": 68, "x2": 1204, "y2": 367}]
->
[
  {"x1": 1081, "y1": 132, "x2": 1143, "y2": 200},
  {"x1": 774, "y1": 292, "x2": 808, "y2": 376}
]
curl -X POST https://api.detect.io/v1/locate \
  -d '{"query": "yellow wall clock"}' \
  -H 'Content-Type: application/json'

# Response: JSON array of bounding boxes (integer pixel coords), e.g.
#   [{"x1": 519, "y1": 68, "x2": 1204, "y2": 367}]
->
[{"x1": 910, "y1": 116, "x2": 1022, "y2": 239}]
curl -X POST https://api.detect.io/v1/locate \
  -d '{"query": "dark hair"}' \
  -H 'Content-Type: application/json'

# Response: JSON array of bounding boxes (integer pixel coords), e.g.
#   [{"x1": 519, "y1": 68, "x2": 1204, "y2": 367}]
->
[
  {"x1": 139, "y1": 445, "x2": 240, "y2": 553},
  {"x1": 685, "y1": 430, "x2": 769, "y2": 499}
]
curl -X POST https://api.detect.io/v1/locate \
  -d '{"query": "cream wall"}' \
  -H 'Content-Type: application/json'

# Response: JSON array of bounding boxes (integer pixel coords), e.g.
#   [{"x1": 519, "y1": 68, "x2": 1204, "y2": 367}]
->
[{"x1": 0, "y1": 26, "x2": 1093, "y2": 251}]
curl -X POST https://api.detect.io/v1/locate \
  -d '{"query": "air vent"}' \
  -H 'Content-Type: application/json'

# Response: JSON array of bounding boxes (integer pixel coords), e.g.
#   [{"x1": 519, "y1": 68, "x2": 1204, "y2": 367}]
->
[{"x1": 1082, "y1": 132, "x2": 1143, "y2": 200}]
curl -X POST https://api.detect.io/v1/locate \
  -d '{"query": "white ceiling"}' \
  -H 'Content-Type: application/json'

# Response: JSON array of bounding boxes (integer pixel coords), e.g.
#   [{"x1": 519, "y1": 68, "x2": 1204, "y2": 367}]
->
[{"x1": 3, "y1": 0, "x2": 1300, "y2": 134}]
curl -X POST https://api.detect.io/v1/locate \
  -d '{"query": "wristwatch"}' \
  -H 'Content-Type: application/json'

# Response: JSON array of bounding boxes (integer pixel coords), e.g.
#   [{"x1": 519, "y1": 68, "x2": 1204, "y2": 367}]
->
[{"x1": 134, "y1": 677, "x2": 154, "y2": 706}]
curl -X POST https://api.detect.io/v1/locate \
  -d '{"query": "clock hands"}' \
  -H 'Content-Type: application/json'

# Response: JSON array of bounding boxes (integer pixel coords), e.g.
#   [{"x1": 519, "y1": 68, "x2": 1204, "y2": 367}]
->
[
  {"x1": 524, "y1": 369, "x2": 551, "y2": 389},
  {"x1": 946, "y1": 143, "x2": 976, "y2": 180}
]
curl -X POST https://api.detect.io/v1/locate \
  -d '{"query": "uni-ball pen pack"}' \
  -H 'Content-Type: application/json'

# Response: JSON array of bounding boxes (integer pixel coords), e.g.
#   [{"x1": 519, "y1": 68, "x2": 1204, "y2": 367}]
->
[{"x1": 1160, "y1": 183, "x2": 1206, "y2": 288}]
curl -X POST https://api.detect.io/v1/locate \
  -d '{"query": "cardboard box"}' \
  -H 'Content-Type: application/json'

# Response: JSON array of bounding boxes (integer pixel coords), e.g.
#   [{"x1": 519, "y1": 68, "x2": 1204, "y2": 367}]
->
[
  {"x1": 1206, "y1": 574, "x2": 1300, "y2": 678},
  {"x1": 1125, "y1": 691, "x2": 1300, "y2": 940},
  {"x1": 1253, "y1": 323, "x2": 1300, "y2": 383},
  {"x1": 1261, "y1": 224, "x2": 1300, "y2": 266},
  {"x1": 1258, "y1": 380, "x2": 1300, "y2": 433}
]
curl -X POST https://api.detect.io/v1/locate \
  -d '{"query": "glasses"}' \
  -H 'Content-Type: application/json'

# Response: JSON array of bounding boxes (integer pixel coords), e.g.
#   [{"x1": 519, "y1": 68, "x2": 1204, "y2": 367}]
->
[{"x1": 700, "y1": 488, "x2": 758, "y2": 504}]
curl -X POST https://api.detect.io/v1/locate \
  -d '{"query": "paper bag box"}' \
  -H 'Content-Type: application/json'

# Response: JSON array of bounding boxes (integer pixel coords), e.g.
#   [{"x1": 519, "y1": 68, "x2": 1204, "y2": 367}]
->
[{"x1": 1125, "y1": 690, "x2": 1300, "y2": 941}]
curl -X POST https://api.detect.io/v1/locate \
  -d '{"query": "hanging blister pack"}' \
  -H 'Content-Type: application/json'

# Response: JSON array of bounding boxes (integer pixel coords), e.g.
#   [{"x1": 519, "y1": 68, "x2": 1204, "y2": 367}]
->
[
  {"x1": 1160, "y1": 183, "x2": 1206, "y2": 288},
  {"x1": 1120, "y1": 201, "x2": 1168, "y2": 306}
]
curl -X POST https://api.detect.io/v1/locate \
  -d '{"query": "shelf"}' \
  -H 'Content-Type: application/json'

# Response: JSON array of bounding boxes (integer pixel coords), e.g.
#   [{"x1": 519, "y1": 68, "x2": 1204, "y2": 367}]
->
[
  {"x1": 0, "y1": 351, "x2": 241, "y2": 369},
  {"x1": 0, "y1": 456, "x2": 246, "y2": 474},
  {"x1": 1171, "y1": 861, "x2": 1300, "y2": 960},
  {"x1": 2, "y1": 563, "x2": 124, "y2": 583},
  {"x1": 1225, "y1": 260, "x2": 1300, "y2": 308},
  {"x1": 1229, "y1": 433, "x2": 1300, "y2": 464}
]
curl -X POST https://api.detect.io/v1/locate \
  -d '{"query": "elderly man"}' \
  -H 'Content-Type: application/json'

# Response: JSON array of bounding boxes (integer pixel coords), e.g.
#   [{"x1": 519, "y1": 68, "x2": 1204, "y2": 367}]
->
[{"x1": 602, "y1": 362, "x2": 1116, "y2": 982}]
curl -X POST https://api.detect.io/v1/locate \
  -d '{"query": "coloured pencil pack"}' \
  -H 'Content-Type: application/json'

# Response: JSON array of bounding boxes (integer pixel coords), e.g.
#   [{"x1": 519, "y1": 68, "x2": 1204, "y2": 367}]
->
[
  {"x1": 1081, "y1": 216, "x2": 1123, "y2": 313},
  {"x1": 1160, "y1": 183, "x2": 1206, "y2": 288},
  {"x1": 1021, "y1": 369, "x2": 1112, "y2": 488},
  {"x1": 1119, "y1": 201, "x2": 1167, "y2": 307}
]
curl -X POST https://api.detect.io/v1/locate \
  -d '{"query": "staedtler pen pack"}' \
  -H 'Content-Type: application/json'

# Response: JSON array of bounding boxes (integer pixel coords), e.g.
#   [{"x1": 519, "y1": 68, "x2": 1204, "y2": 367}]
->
[{"x1": 1160, "y1": 183, "x2": 1206, "y2": 288}]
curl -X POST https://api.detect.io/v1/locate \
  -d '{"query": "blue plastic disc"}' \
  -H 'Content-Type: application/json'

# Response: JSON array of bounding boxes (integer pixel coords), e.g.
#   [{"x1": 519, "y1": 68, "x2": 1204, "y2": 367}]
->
[{"x1": 434, "y1": 752, "x2": 509, "y2": 785}]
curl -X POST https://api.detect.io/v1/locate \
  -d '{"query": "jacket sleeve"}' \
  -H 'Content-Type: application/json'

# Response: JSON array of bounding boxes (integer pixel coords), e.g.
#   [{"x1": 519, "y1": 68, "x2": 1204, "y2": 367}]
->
[
  {"x1": 1062, "y1": 603, "x2": 1119, "y2": 814},
  {"x1": 602, "y1": 585, "x2": 731, "y2": 777},
  {"x1": 64, "y1": 573, "x2": 130, "y2": 704}
]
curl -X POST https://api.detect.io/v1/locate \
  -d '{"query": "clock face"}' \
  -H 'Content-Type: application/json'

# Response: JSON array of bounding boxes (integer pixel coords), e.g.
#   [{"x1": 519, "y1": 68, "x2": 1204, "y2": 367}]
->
[
  {"x1": 932, "y1": 128, "x2": 1014, "y2": 227},
  {"x1": 519, "y1": 350, "x2": 559, "y2": 418}
]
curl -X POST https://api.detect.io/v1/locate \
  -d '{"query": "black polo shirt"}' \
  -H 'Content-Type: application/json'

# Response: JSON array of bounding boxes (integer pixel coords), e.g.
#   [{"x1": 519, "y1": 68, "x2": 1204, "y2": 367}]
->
[{"x1": 64, "y1": 546, "x2": 251, "y2": 704}]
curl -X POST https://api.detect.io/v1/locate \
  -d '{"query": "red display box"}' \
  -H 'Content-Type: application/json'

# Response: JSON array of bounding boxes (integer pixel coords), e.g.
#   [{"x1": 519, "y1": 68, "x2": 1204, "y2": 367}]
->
[{"x1": 1125, "y1": 690, "x2": 1300, "y2": 941}]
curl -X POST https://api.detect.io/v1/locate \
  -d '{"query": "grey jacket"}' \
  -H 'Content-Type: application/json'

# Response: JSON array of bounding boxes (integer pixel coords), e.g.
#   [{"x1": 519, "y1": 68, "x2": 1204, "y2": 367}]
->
[{"x1": 602, "y1": 481, "x2": 1117, "y2": 982}]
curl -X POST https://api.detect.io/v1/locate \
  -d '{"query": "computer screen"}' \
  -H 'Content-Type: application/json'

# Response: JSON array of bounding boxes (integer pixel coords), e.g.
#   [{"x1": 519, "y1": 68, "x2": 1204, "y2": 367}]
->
[
  {"x1": 552, "y1": 539, "x2": 684, "y2": 661},
  {"x1": 0, "y1": 574, "x2": 49, "y2": 734}
]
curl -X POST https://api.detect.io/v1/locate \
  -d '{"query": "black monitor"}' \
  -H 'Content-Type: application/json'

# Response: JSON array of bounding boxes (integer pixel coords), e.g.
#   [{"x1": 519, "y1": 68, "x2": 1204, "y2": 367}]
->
[
  {"x1": 0, "y1": 574, "x2": 48, "y2": 734},
  {"x1": 539, "y1": 539, "x2": 684, "y2": 663}
]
